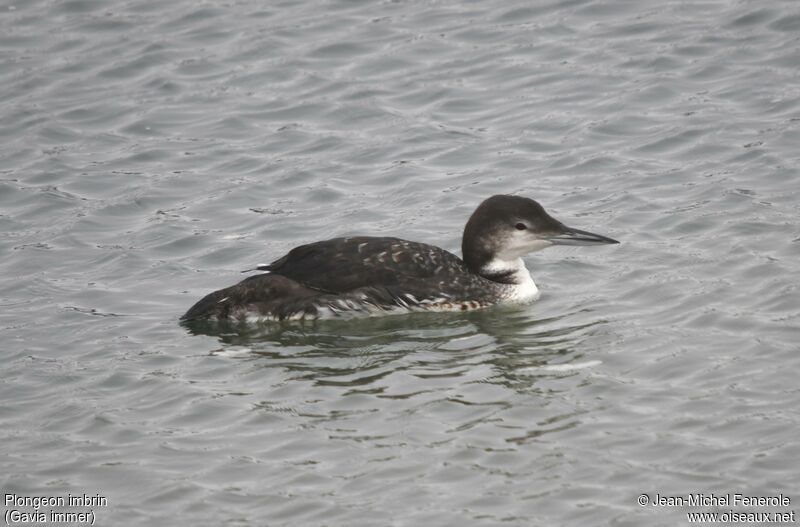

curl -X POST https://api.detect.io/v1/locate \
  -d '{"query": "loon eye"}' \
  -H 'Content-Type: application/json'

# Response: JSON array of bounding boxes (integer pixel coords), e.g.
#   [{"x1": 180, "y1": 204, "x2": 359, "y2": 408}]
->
[{"x1": 515, "y1": 223, "x2": 527, "y2": 230}]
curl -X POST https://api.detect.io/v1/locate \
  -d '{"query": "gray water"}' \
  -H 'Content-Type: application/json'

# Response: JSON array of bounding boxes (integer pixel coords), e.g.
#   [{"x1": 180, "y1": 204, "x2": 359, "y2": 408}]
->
[{"x1": 2, "y1": 0, "x2": 799, "y2": 525}]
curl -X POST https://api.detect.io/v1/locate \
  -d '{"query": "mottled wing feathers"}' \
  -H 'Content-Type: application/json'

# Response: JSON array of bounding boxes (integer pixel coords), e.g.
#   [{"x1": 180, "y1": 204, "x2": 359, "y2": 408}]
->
[
  {"x1": 181, "y1": 274, "x2": 322, "y2": 321},
  {"x1": 264, "y1": 236, "x2": 465, "y2": 295},
  {"x1": 182, "y1": 237, "x2": 483, "y2": 322}
]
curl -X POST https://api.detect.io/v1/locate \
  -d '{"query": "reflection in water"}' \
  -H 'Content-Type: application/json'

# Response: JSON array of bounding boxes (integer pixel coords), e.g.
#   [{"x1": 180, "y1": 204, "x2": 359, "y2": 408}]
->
[
  {"x1": 182, "y1": 304, "x2": 610, "y2": 393},
  {"x1": 180, "y1": 306, "x2": 614, "y2": 517}
]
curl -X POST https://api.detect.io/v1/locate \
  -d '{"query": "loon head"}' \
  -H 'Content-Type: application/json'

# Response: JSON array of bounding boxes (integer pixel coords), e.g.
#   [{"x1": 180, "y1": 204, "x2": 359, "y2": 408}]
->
[{"x1": 462, "y1": 194, "x2": 619, "y2": 280}]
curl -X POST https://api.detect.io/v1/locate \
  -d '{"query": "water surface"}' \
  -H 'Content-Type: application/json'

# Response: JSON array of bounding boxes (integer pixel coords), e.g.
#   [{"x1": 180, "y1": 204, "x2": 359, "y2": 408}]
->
[{"x1": 2, "y1": 0, "x2": 799, "y2": 525}]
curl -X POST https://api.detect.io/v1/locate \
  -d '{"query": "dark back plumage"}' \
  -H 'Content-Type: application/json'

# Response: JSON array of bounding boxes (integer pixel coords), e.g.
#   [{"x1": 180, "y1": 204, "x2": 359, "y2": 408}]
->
[
  {"x1": 264, "y1": 236, "x2": 466, "y2": 293},
  {"x1": 181, "y1": 236, "x2": 487, "y2": 321}
]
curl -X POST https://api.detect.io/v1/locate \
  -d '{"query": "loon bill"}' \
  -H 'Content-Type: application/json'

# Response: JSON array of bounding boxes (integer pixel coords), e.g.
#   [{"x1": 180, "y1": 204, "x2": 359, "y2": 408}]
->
[{"x1": 181, "y1": 194, "x2": 619, "y2": 322}]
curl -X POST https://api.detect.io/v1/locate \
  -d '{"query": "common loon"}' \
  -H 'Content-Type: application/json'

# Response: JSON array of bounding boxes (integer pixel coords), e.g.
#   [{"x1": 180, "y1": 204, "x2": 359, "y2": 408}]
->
[{"x1": 181, "y1": 195, "x2": 618, "y2": 322}]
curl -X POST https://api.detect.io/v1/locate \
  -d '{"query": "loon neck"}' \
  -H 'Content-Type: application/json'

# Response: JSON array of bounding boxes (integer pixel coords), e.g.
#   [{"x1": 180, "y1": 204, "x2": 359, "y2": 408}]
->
[{"x1": 475, "y1": 257, "x2": 532, "y2": 285}]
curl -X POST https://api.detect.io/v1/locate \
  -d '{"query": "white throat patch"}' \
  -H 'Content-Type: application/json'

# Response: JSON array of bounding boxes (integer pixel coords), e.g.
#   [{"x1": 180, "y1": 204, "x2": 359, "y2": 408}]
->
[{"x1": 481, "y1": 257, "x2": 540, "y2": 303}]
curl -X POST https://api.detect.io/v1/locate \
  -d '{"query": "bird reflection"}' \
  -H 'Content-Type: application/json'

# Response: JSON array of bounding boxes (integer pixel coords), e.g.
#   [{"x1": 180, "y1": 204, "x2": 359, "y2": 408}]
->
[{"x1": 182, "y1": 303, "x2": 610, "y2": 391}]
